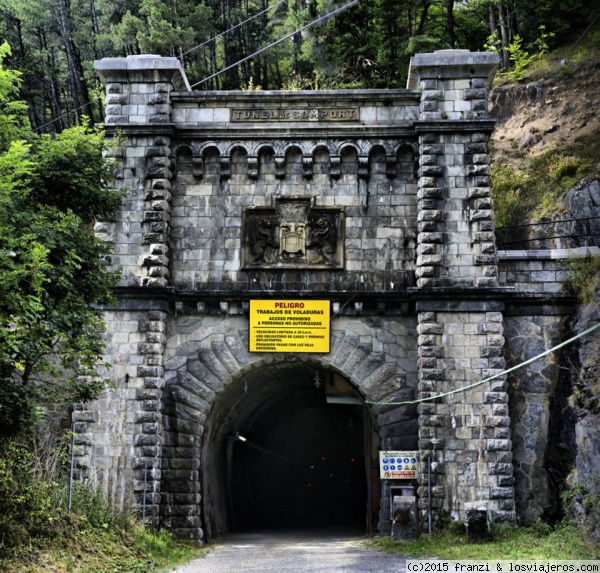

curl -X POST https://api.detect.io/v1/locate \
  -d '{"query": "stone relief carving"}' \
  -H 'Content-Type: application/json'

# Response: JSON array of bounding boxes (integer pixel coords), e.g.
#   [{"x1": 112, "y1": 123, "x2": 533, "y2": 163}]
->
[{"x1": 243, "y1": 196, "x2": 344, "y2": 269}]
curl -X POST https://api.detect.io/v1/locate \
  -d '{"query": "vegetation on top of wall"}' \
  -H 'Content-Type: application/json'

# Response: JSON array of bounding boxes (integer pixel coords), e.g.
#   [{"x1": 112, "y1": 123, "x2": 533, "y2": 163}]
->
[
  {"x1": 492, "y1": 130, "x2": 599, "y2": 231},
  {"x1": 562, "y1": 257, "x2": 600, "y2": 307}
]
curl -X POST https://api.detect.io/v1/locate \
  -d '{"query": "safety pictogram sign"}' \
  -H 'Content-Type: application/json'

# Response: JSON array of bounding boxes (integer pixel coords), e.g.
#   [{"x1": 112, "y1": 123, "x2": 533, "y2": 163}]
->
[{"x1": 379, "y1": 450, "x2": 418, "y2": 479}]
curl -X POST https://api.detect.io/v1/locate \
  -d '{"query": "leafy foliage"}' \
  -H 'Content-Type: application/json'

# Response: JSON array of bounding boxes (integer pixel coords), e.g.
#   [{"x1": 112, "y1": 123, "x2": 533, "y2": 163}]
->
[
  {"x1": 496, "y1": 26, "x2": 555, "y2": 82},
  {"x1": 0, "y1": 46, "x2": 123, "y2": 435},
  {"x1": 0, "y1": 43, "x2": 29, "y2": 150},
  {"x1": 0, "y1": 440, "x2": 58, "y2": 548},
  {"x1": 0, "y1": 0, "x2": 597, "y2": 128},
  {"x1": 0, "y1": 433, "x2": 207, "y2": 570}
]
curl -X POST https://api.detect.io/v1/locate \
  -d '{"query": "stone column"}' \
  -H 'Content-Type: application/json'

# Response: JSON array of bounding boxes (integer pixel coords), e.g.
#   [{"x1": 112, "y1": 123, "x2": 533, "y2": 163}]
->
[
  {"x1": 408, "y1": 49, "x2": 499, "y2": 289},
  {"x1": 95, "y1": 55, "x2": 190, "y2": 288},
  {"x1": 408, "y1": 50, "x2": 515, "y2": 526},
  {"x1": 92, "y1": 56, "x2": 191, "y2": 524}
]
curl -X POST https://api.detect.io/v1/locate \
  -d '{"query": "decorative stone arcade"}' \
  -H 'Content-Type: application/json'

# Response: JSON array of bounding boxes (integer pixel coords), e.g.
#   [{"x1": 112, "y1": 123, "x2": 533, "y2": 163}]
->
[{"x1": 73, "y1": 49, "x2": 522, "y2": 540}]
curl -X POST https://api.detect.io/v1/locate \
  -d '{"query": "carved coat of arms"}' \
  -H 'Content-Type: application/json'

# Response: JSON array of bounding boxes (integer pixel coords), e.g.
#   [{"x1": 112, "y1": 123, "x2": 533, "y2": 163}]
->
[{"x1": 243, "y1": 197, "x2": 343, "y2": 269}]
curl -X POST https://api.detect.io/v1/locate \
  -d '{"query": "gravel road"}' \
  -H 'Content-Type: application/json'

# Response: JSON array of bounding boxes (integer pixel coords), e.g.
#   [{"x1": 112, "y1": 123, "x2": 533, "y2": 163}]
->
[{"x1": 169, "y1": 528, "x2": 406, "y2": 573}]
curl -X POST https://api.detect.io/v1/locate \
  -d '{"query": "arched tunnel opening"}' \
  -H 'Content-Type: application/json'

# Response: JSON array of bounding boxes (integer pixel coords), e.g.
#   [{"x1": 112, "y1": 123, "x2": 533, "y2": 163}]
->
[{"x1": 201, "y1": 360, "x2": 379, "y2": 539}]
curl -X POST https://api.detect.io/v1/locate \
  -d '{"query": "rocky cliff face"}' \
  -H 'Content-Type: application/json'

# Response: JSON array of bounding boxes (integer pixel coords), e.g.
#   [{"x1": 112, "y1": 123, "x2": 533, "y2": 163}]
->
[
  {"x1": 517, "y1": 179, "x2": 600, "y2": 249},
  {"x1": 490, "y1": 63, "x2": 600, "y2": 533},
  {"x1": 489, "y1": 62, "x2": 600, "y2": 166},
  {"x1": 568, "y1": 281, "x2": 600, "y2": 539}
]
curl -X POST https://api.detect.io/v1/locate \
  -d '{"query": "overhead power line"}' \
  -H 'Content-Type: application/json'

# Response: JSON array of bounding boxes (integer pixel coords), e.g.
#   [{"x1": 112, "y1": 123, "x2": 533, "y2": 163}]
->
[
  {"x1": 366, "y1": 322, "x2": 600, "y2": 407},
  {"x1": 497, "y1": 215, "x2": 600, "y2": 230},
  {"x1": 497, "y1": 232, "x2": 600, "y2": 247},
  {"x1": 190, "y1": 0, "x2": 361, "y2": 88},
  {"x1": 181, "y1": 0, "x2": 287, "y2": 59}
]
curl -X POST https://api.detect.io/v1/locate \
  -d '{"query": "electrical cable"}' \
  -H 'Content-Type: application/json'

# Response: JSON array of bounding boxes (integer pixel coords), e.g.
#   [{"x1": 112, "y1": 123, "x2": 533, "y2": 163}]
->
[
  {"x1": 180, "y1": 0, "x2": 287, "y2": 58},
  {"x1": 365, "y1": 321, "x2": 600, "y2": 406},
  {"x1": 34, "y1": 104, "x2": 93, "y2": 133},
  {"x1": 497, "y1": 233, "x2": 600, "y2": 247},
  {"x1": 497, "y1": 215, "x2": 600, "y2": 230},
  {"x1": 190, "y1": 0, "x2": 361, "y2": 88}
]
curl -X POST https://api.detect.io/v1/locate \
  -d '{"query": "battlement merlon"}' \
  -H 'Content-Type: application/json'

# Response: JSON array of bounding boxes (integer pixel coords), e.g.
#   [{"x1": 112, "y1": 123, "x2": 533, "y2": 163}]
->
[
  {"x1": 94, "y1": 55, "x2": 191, "y2": 125},
  {"x1": 407, "y1": 49, "x2": 499, "y2": 88},
  {"x1": 408, "y1": 50, "x2": 499, "y2": 122}
]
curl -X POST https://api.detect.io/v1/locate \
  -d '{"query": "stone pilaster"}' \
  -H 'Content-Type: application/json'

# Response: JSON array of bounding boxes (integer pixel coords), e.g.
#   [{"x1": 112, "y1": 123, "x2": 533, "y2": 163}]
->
[
  {"x1": 416, "y1": 303, "x2": 515, "y2": 524},
  {"x1": 408, "y1": 50, "x2": 499, "y2": 288},
  {"x1": 134, "y1": 310, "x2": 168, "y2": 526},
  {"x1": 94, "y1": 55, "x2": 189, "y2": 287},
  {"x1": 409, "y1": 50, "x2": 514, "y2": 525},
  {"x1": 142, "y1": 137, "x2": 173, "y2": 287}
]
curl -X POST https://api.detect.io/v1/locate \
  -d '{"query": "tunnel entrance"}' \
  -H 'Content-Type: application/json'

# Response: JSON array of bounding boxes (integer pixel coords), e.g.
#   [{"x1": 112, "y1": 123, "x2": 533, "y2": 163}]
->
[
  {"x1": 230, "y1": 398, "x2": 367, "y2": 530},
  {"x1": 201, "y1": 361, "x2": 378, "y2": 539}
]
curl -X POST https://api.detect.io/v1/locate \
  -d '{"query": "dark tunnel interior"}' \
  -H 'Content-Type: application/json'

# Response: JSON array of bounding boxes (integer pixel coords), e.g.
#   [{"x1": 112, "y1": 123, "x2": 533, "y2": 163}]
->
[{"x1": 208, "y1": 361, "x2": 370, "y2": 533}]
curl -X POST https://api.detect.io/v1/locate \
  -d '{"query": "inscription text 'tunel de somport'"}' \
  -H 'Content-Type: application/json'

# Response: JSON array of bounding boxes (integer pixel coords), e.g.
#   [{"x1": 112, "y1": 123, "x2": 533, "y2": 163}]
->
[{"x1": 231, "y1": 108, "x2": 359, "y2": 122}]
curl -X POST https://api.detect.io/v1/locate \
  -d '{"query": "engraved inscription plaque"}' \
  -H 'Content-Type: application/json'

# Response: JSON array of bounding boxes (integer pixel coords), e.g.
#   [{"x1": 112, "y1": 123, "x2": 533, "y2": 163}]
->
[{"x1": 231, "y1": 107, "x2": 359, "y2": 122}]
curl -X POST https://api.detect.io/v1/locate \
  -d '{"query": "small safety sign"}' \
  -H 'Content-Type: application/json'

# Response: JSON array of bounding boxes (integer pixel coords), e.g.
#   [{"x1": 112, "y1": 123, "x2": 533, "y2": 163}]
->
[{"x1": 379, "y1": 450, "x2": 418, "y2": 479}]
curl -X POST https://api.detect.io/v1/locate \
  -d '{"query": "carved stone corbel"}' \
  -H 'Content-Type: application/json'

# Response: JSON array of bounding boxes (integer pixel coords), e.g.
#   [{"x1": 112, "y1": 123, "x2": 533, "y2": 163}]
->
[
  {"x1": 275, "y1": 156, "x2": 286, "y2": 179},
  {"x1": 219, "y1": 156, "x2": 231, "y2": 181},
  {"x1": 248, "y1": 156, "x2": 259, "y2": 179},
  {"x1": 330, "y1": 155, "x2": 341, "y2": 179},
  {"x1": 192, "y1": 155, "x2": 204, "y2": 179},
  {"x1": 302, "y1": 156, "x2": 313, "y2": 179},
  {"x1": 358, "y1": 156, "x2": 369, "y2": 179}
]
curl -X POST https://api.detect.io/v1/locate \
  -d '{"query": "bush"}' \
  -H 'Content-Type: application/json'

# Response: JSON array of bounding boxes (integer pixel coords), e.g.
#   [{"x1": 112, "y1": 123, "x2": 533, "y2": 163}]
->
[
  {"x1": 493, "y1": 130, "x2": 599, "y2": 237},
  {"x1": 491, "y1": 164, "x2": 530, "y2": 228},
  {"x1": 0, "y1": 431, "x2": 206, "y2": 571},
  {"x1": 561, "y1": 256, "x2": 600, "y2": 305},
  {"x1": 0, "y1": 440, "x2": 60, "y2": 551}
]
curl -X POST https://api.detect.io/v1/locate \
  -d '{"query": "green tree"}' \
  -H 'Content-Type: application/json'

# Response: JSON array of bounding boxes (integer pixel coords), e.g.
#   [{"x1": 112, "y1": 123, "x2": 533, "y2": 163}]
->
[
  {"x1": 0, "y1": 0, "x2": 597, "y2": 122},
  {"x1": 0, "y1": 44, "x2": 122, "y2": 435}
]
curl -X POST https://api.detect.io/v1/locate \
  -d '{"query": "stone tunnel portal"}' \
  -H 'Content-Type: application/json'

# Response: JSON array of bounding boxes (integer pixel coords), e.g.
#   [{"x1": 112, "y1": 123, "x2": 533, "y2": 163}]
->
[{"x1": 200, "y1": 361, "x2": 378, "y2": 540}]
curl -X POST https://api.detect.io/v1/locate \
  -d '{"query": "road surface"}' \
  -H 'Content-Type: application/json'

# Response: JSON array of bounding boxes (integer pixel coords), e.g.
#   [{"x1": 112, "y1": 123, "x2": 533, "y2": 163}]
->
[{"x1": 169, "y1": 528, "x2": 407, "y2": 573}]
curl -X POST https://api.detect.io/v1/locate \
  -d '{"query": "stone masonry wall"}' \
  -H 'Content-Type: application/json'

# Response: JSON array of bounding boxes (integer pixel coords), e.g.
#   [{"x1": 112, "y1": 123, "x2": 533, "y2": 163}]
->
[
  {"x1": 95, "y1": 56, "x2": 190, "y2": 289},
  {"x1": 73, "y1": 308, "x2": 161, "y2": 514},
  {"x1": 416, "y1": 305, "x2": 514, "y2": 522},
  {"x1": 82, "y1": 50, "x2": 599, "y2": 537},
  {"x1": 159, "y1": 312, "x2": 419, "y2": 538},
  {"x1": 408, "y1": 51, "x2": 514, "y2": 523},
  {"x1": 170, "y1": 138, "x2": 419, "y2": 292}
]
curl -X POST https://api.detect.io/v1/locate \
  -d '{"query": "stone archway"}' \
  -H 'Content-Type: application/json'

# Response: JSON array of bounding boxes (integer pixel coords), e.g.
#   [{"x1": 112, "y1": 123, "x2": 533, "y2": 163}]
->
[
  {"x1": 199, "y1": 359, "x2": 376, "y2": 539},
  {"x1": 158, "y1": 316, "x2": 417, "y2": 541}
]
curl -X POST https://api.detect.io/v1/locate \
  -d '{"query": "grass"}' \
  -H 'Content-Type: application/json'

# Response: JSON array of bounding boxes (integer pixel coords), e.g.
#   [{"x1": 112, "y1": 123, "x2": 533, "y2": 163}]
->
[
  {"x1": 367, "y1": 521, "x2": 600, "y2": 560},
  {"x1": 0, "y1": 520, "x2": 209, "y2": 572},
  {"x1": 493, "y1": 129, "x2": 600, "y2": 231},
  {"x1": 0, "y1": 437, "x2": 209, "y2": 573}
]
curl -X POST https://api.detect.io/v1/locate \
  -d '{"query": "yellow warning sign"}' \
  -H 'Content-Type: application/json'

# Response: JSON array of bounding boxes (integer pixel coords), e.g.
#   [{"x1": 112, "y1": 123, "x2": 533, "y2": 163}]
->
[{"x1": 249, "y1": 300, "x2": 330, "y2": 353}]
